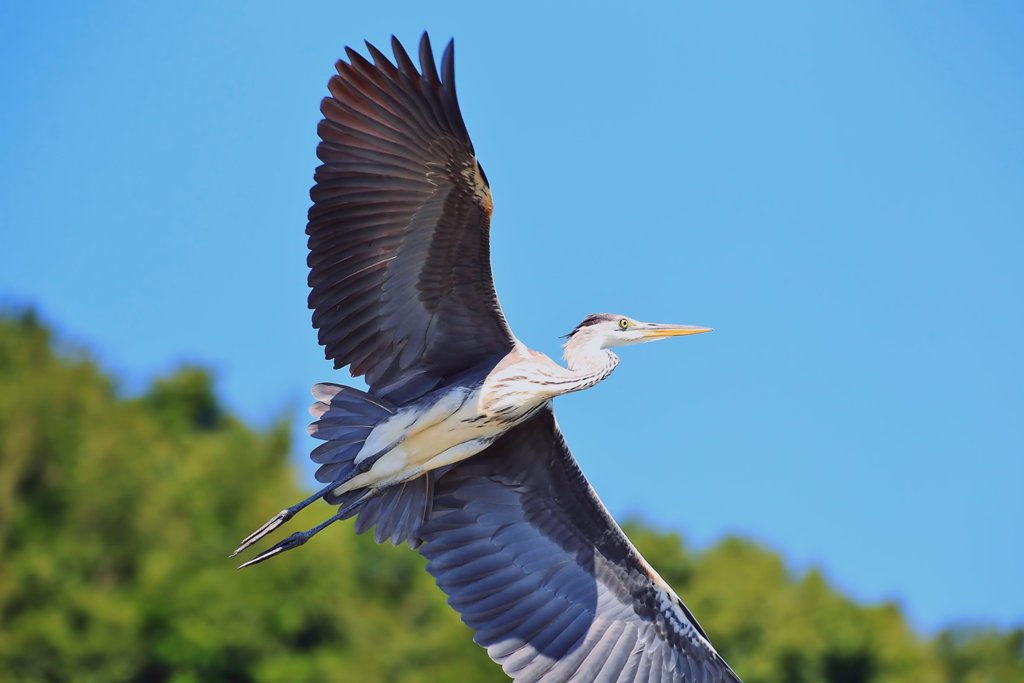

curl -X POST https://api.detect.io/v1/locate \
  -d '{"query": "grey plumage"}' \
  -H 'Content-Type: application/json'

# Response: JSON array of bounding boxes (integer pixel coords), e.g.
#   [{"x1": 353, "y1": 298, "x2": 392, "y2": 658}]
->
[
  {"x1": 352, "y1": 474, "x2": 434, "y2": 546},
  {"x1": 307, "y1": 383, "x2": 393, "y2": 484},
  {"x1": 307, "y1": 34, "x2": 514, "y2": 405},
  {"x1": 235, "y1": 32, "x2": 735, "y2": 683},
  {"x1": 420, "y1": 406, "x2": 741, "y2": 683}
]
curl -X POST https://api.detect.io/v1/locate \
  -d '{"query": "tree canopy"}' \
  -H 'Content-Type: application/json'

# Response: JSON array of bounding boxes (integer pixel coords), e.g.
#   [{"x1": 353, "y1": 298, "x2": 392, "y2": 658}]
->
[{"x1": 1, "y1": 311, "x2": 1020, "y2": 682}]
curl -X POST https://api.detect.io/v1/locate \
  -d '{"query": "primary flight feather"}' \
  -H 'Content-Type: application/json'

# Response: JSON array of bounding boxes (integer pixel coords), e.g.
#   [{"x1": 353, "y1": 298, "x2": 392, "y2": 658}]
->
[{"x1": 235, "y1": 32, "x2": 740, "y2": 683}]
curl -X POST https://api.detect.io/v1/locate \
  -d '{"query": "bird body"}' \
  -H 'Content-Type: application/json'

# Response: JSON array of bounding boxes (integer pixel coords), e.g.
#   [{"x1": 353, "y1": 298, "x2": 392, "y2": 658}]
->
[
  {"x1": 234, "y1": 33, "x2": 742, "y2": 682},
  {"x1": 335, "y1": 381, "x2": 508, "y2": 495},
  {"x1": 322, "y1": 315, "x2": 702, "y2": 498}
]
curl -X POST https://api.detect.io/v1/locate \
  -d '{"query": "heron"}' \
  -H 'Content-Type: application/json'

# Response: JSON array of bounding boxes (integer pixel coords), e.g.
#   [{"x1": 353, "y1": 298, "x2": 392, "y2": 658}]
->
[{"x1": 234, "y1": 33, "x2": 741, "y2": 683}]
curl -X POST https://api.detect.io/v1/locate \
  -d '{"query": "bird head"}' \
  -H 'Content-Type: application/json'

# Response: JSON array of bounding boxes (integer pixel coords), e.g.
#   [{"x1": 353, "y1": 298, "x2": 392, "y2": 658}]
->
[{"x1": 563, "y1": 313, "x2": 712, "y2": 350}]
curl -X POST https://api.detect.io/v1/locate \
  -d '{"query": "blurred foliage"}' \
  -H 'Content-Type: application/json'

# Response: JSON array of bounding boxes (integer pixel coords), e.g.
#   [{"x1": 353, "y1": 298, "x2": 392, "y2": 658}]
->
[{"x1": 0, "y1": 311, "x2": 1021, "y2": 682}]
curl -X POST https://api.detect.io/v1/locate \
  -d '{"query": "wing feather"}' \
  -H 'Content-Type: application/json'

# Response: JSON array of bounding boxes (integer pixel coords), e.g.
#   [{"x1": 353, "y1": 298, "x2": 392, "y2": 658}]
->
[
  {"x1": 308, "y1": 33, "x2": 514, "y2": 403},
  {"x1": 421, "y1": 407, "x2": 742, "y2": 682}
]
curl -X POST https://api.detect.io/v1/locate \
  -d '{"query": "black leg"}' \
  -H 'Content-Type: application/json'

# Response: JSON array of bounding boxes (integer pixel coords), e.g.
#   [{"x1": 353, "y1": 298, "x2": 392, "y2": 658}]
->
[
  {"x1": 236, "y1": 487, "x2": 384, "y2": 569},
  {"x1": 230, "y1": 481, "x2": 338, "y2": 557}
]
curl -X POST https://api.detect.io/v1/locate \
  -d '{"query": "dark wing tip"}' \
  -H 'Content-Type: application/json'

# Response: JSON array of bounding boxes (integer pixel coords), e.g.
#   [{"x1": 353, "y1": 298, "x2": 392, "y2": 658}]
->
[
  {"x1": 440, "y1": 39, "x2": 456, "y2": 91},
  {"x1": 364, "y1": 39, "x2": 395, "y2": 72},
  {"x1": 418, "y1": 32, "x2": 441, "y2": 85},
  {"x1": 390, "y1": 34, "x2": 417, "y2": 77}
]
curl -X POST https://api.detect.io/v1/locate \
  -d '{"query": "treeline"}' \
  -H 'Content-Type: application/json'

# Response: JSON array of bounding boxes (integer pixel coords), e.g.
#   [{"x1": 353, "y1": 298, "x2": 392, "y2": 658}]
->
[{"x1": 0, "y1": 311, "x2": 1020, "y2": 682}]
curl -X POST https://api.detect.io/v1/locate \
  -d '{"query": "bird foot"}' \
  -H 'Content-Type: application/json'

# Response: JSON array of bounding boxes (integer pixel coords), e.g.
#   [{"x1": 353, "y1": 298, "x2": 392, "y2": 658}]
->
[
  {"x1": 230, "y1": 481, "x2": 343, "y2": 558},
  {"x1": 231, "y1": 508, "x2": 295, "y2": 558},
  {"x1": 237, "y1": 529, "x2": 311, "y2": 569},
  {"x1": 233, "y1": 486, "x2": 380, "y2": 569}
]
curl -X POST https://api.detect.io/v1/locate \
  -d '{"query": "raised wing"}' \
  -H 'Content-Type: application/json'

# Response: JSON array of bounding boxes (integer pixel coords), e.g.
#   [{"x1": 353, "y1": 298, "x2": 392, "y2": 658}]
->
[
  {"x1": 420, "y1": 407, "x2": 742, "y2": 683},
  {"x1": 308, "y1": 33, "x2": 515, "y2": 403}
]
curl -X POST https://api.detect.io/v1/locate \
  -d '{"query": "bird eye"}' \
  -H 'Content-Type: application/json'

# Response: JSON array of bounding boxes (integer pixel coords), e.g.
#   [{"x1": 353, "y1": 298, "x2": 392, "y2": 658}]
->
[{"x1": 619, "y1": 318, "x2": 629, "y2": 330}]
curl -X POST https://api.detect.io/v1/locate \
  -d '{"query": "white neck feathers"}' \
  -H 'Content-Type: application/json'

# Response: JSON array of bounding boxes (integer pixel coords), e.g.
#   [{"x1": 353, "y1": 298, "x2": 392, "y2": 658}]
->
[{"x1": 560, "y1": 335, "x2": 620, "y2": 394}]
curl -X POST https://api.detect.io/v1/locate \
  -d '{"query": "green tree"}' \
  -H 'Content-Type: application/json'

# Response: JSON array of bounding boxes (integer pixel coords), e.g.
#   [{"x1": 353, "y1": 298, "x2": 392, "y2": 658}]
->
[
  {"x1": 935, "y1": 627, "x2": 1024, "y2": 683},
  {"x1": 0, "y1": 311, "x2": 1021, "y2": 682},
  {"x1": 0, "y1": 312, "x2": 501, "y2": 683}
]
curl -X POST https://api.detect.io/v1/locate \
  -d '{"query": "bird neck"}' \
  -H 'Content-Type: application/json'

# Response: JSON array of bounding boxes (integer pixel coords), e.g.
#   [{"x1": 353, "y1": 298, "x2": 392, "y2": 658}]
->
[{"x1": 558, "y1": 336, "x2": 620, "y2": 395}]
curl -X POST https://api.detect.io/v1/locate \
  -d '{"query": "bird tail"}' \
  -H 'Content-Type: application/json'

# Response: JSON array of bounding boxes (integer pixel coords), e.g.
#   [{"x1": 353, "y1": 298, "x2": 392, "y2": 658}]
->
[
  {"x1": 309, "y1": 382, "x2": 435, "y2": 547},
  {"x1": 307, "y1": 382, "x2": 395, "y2": 486},
  {"x1": 327, "y1": 472, "x2": 436, "y2": 548},
  {"x1": 232, "y1": 382, "x2": 437, "y2": 566}
]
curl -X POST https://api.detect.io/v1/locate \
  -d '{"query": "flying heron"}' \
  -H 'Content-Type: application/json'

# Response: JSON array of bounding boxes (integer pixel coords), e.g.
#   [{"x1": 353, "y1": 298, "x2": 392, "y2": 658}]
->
[{"x1": 234, "y1": 33, "x2": 740, "y2": 683}]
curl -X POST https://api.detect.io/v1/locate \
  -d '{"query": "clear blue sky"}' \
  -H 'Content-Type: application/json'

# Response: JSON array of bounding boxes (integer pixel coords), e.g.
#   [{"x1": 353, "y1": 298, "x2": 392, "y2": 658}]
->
[{"x1": 2, "y1": 2, "x2": 1021, "y2": 634}]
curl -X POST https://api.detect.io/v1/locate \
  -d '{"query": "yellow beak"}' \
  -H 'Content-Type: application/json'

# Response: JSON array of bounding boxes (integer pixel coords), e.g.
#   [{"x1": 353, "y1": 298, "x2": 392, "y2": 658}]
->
[{"x1": 639, "y1": 324, "x2": 713, "y2": 339}]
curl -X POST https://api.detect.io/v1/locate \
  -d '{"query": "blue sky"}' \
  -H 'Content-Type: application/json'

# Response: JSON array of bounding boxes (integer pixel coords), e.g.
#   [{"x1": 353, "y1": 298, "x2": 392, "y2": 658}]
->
[{"x1": 2, "y1": 2, "x2": 1021, "y2": 633}]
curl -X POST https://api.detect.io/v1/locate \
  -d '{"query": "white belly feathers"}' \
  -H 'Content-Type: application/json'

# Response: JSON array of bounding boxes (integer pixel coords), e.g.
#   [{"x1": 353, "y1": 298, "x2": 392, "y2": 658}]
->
[{"x1": 332, "y1": 345, "x2": 566, "y2": 498}]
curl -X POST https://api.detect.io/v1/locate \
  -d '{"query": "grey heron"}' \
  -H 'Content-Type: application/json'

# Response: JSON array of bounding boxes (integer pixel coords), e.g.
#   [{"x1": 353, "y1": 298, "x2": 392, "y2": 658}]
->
[{"x1": 235, "y1": 33, "x2": 741, "y2": 683}]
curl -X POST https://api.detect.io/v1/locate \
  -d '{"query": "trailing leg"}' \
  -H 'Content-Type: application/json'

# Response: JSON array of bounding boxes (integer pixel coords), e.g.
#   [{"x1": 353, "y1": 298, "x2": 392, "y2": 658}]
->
[
  {"x1": 231, "y1": 481, "x2": 338, "y2": 557},
  {"x1": 237, "y1": 488, "x2": 384, "y2": 569},
  {"x1": 231, "y1": 382, "x2": 395, "y2": 558}
]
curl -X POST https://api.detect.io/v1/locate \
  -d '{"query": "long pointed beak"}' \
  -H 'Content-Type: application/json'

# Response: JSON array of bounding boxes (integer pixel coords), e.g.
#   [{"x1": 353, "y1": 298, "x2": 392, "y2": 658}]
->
[{"x1": 638, "y1": 323, "x2": 713, "y2": 339}]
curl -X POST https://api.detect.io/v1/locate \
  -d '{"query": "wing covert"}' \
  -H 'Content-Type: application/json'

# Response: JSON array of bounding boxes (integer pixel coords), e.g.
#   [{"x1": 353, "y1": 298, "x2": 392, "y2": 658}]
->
[
  {"x1": 420, "y1": 407, "x2": 742, "y2": 683},
  {"x1": 307, "y1": 33, "x2": 514, "y2": 403}
]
